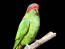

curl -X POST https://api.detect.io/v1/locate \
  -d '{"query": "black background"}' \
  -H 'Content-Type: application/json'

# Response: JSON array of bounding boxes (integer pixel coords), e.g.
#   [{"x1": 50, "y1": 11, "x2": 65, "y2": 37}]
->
[{"x1": 3, "y1": 0, "x2": 64, "y2": 49}]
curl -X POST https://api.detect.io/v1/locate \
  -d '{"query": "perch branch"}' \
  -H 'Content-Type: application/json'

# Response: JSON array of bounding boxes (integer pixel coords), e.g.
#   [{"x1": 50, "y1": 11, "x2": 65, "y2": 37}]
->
[{"x1": 24, "y1": 32, "x2": 56, "y2": 49}]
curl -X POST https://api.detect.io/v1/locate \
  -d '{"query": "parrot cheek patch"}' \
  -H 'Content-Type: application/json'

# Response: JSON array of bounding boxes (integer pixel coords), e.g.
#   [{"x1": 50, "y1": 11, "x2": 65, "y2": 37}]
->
[{"x1": 27, "y1": 8, "x2": 31, "y2": 13}]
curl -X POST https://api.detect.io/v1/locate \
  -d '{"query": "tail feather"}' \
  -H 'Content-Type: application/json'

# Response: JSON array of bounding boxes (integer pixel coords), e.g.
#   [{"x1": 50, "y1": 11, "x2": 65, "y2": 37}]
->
[
  {"x1": 13, "y1": 44, "x2": 22, "y2": 49},
  {"x1": 13, "y1": 40, "x2": 22, "y2": 49},
  {"x1": 16, "y1": 46, "x2": 18, "y2": 49},
  {"x1": 18, "y1": 44, "x2": 22, "y2": 49}
]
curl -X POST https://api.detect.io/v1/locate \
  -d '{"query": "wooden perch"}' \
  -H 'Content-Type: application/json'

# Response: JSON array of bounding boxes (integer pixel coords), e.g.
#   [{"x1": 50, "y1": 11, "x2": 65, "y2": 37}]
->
[{"x1": 24, "y1": 32, "x2": 56, "y2": 49}]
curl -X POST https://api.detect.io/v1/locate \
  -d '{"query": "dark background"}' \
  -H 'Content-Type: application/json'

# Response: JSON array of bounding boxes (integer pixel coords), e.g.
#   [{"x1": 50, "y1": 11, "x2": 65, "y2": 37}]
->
[{"x1": 4, "y1": 0, "x2": 64, "y2": 49}]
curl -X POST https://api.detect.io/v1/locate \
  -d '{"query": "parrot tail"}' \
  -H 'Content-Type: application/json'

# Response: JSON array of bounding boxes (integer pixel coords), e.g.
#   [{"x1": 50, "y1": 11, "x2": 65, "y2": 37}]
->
[
  {"x1": 18, "y1": 44, "x2": 22, "y2": 49},
  {"x1": 13, "y1": 44, "x2": 22, "y2": 49}
]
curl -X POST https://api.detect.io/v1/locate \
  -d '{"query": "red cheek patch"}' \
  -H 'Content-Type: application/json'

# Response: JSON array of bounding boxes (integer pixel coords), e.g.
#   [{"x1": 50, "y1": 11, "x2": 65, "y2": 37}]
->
[
  {"x1": 27, "y1": 8, "x2": 31, "y2": 13},
  {"x1": 32, "y1": 4, "x2": 39, "y2": 9}
]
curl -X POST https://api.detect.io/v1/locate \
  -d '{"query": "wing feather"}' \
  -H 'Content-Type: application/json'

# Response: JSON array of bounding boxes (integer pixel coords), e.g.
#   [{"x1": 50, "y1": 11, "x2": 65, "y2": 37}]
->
[{"x1": 13, "y1": 19, "x2": 30, "y2": 49}]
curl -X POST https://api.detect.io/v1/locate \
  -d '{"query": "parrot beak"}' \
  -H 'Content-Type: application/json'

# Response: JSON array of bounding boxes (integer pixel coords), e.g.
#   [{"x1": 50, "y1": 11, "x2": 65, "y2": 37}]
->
[
  {"x1": 35, "y1": 8, "x2": 39, "y2": 13},
  {"x1": 36, "y1": 9, "x2": 39, "y2": 13}
]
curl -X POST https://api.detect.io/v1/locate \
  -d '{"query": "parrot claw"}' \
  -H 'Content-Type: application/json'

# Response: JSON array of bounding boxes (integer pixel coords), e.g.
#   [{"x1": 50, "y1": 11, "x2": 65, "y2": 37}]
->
[
  {"x1": 27, "y1": 44, "x2": 31, "y2": 49},
  {"x1": 36, "y1": 40, "x2": 39, "y2": 43}
]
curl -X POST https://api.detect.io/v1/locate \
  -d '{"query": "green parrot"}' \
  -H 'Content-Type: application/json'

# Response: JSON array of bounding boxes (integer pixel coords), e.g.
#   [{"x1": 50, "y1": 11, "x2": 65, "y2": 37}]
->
[{"x1": 13, "y1": 3, "x2": 40, "y2": 49}]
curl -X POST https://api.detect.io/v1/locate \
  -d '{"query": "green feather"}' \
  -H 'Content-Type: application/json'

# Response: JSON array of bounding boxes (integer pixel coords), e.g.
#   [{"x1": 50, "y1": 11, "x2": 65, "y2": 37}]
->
[{"x1": 13, "y1": 3, "x2": 40, "y2": 49}]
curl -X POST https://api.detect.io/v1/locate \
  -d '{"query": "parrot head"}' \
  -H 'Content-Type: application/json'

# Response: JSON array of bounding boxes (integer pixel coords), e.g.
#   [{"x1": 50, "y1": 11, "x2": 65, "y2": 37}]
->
[{"x1": 27, "y1": 3, "x2": 39, "y2": 14}]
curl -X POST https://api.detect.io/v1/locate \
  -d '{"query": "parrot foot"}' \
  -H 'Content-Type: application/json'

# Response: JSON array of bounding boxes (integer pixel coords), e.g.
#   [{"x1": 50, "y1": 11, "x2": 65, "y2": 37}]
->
[
  {"x1": 27, "y1": 44, "x2": 31, "y2": 49},
  {"x1": 36, "y1": 40, "x2": 40, "y2": 44},
  {"x1": 36, "y1": 40, "x2": 39, "y2": 42}
]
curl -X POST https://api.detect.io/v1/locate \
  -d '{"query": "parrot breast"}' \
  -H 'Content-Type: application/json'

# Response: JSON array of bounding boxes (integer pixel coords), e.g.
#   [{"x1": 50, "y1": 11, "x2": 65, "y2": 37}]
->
[{"x1": 21, "y1": 15, "x2": 40, "y2": 45}]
